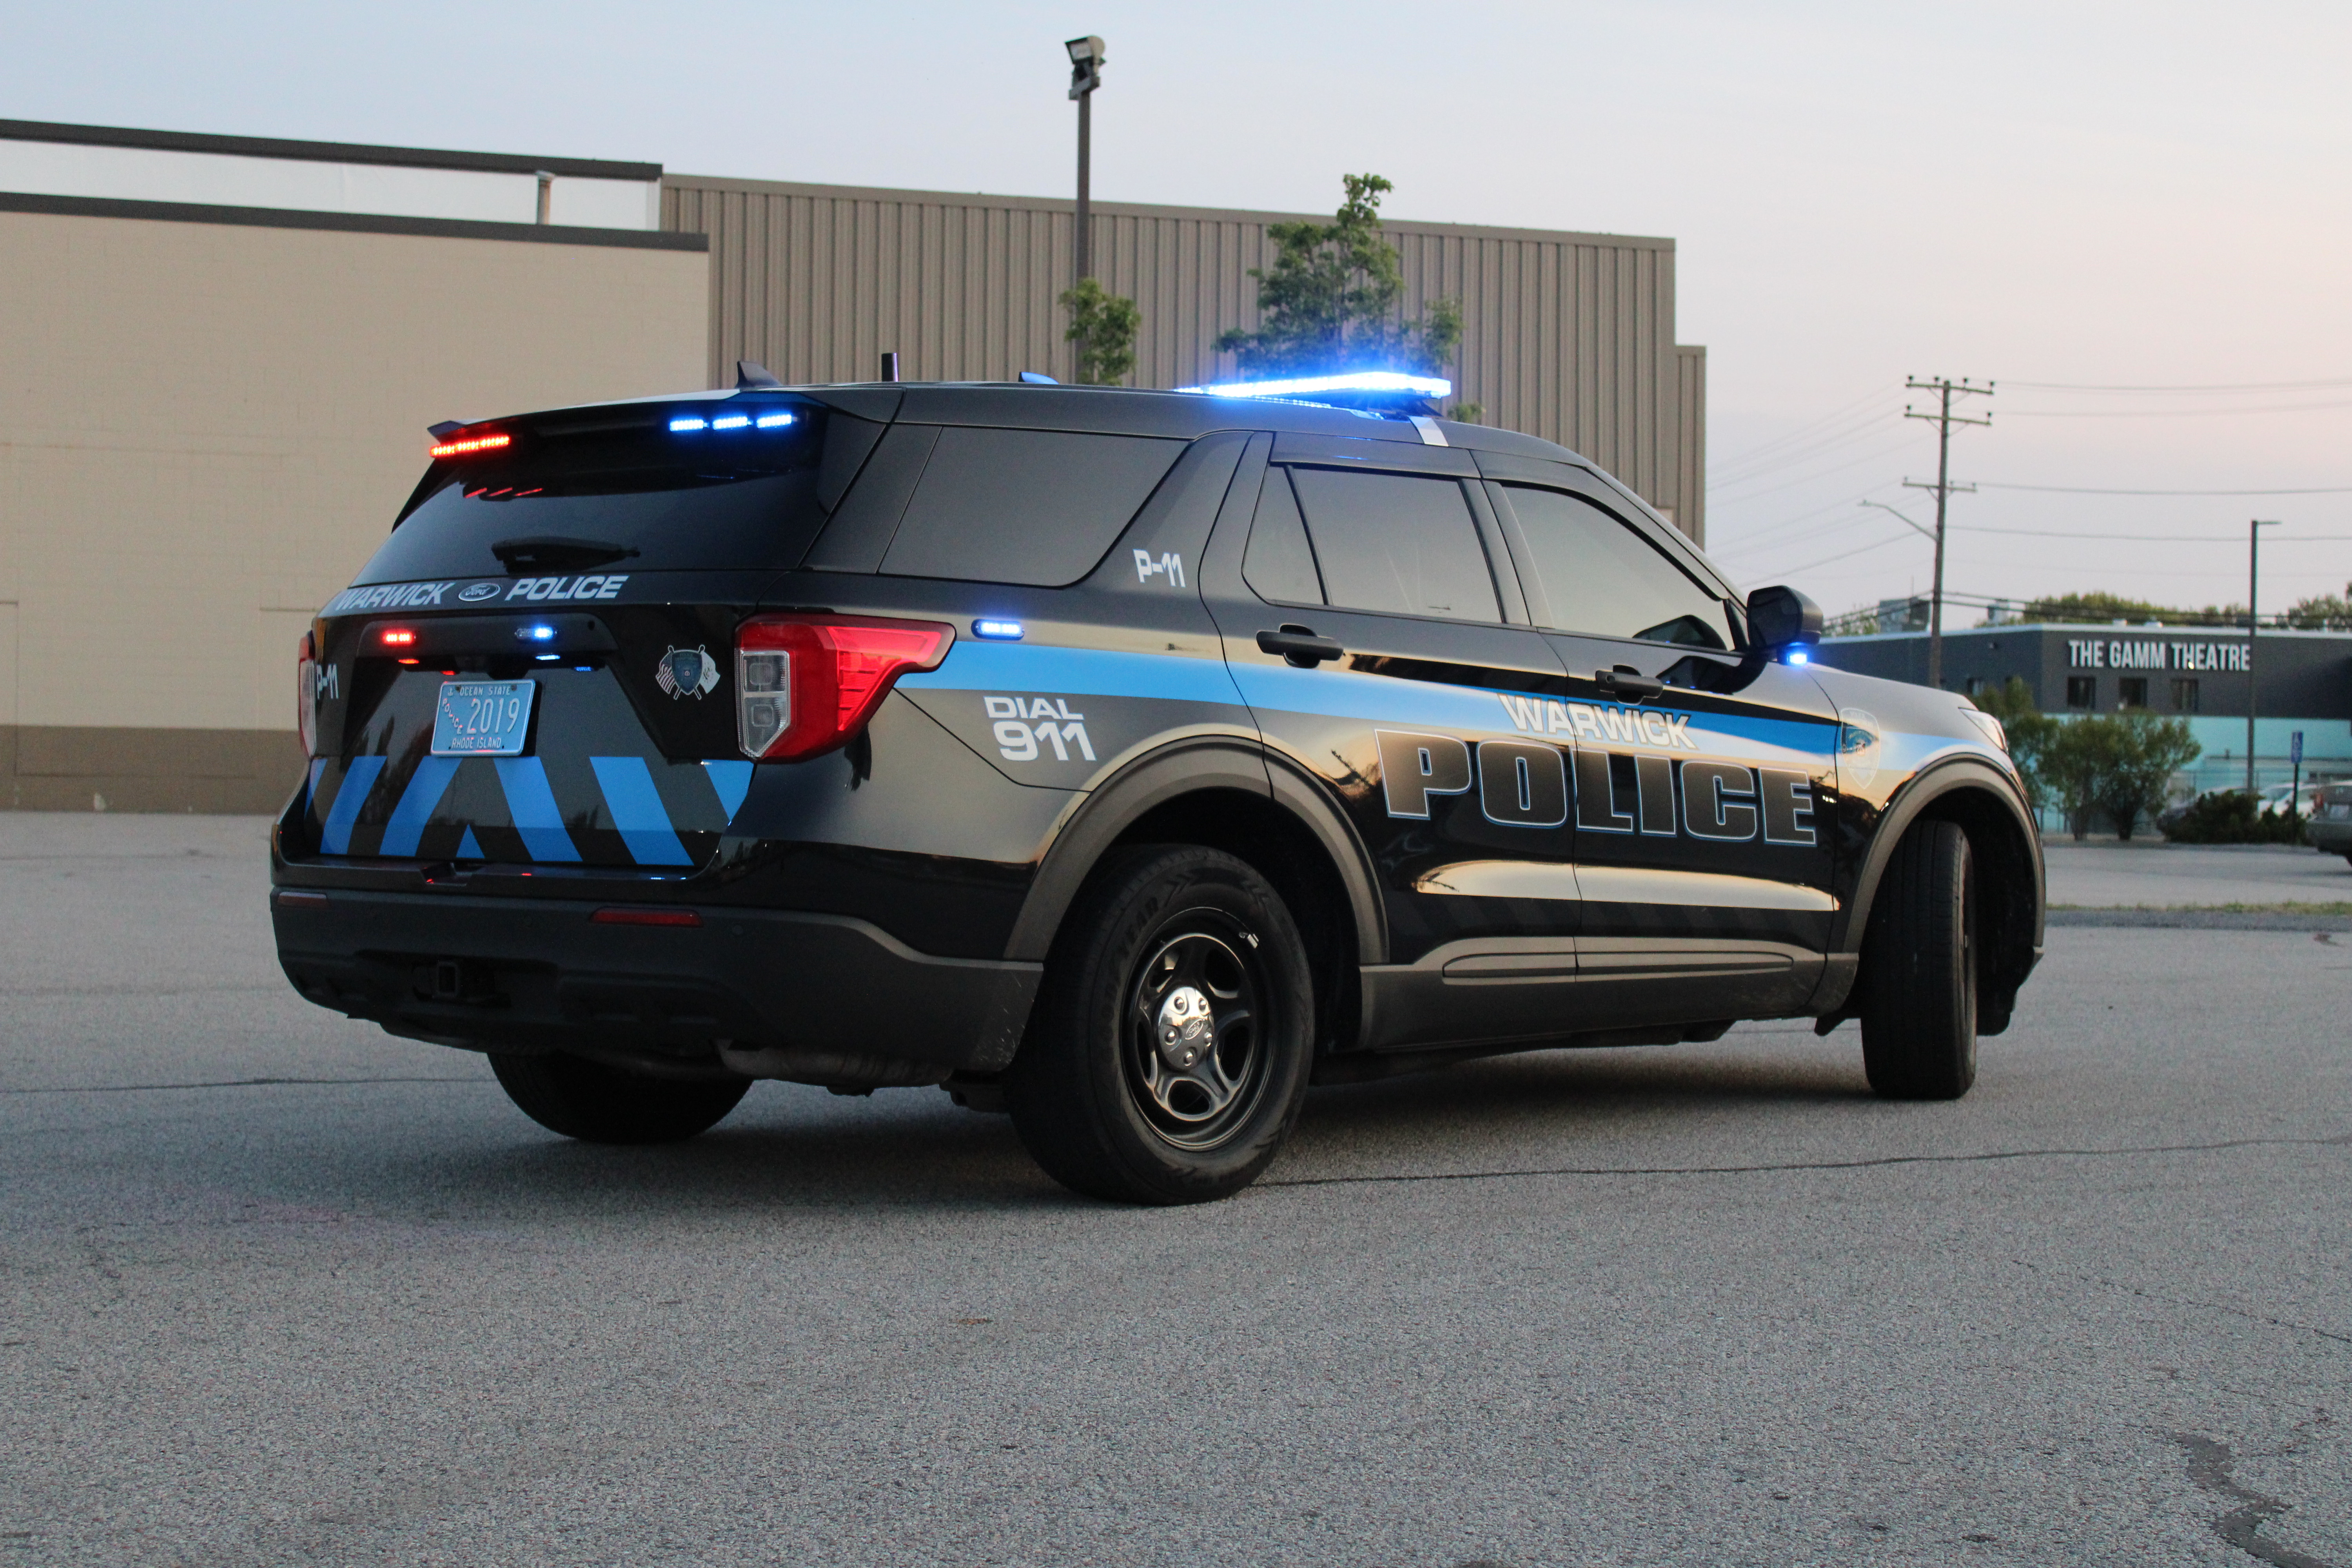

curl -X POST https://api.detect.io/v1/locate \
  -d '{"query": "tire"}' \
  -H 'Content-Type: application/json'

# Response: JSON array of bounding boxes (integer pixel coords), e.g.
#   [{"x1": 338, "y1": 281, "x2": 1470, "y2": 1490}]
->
[
  {"x1": 1006, "y1": 845, "x2": 1316, "y2": 1205},
  {"x1": 1857, "y1": 820, "x2": 1978, "y2": 1100},
  {"x1": 489, "y1": 1051, "x2": 750, "y2": 1143}
]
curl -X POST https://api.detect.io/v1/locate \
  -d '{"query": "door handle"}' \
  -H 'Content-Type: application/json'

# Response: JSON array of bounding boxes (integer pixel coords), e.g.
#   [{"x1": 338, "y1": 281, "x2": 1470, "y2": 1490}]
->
[
  {"x1": 1595, "y1": 665, "x2": 1665, "y2": 702},
  {"x1": 1257, "y1": 627, "x2": 1345, "y2": 668}
]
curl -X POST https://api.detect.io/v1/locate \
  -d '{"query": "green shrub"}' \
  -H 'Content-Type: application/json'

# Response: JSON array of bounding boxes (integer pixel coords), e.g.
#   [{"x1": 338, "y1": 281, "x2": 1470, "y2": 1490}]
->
[{"x1": 2161, "y1": 791, "x2": 2307, "y2": 844}]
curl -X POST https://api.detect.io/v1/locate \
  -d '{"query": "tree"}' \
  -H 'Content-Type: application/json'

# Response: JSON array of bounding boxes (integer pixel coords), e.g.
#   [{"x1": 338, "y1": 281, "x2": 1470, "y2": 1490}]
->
[
  {"x1": 1971, "y1": 677, "x2": 2060, "y2": 815},
  {"x1": 1059, "y1": 277, "x2": 1142, "y2": 385},
  {"x1": 2285, "y1": 582, "x2": 2352, "y2": 630},
  {"x1": 1216, "y1": 174, "x2": 1465, "y2": 385},
  {"x1": 2040, "y1": 719, "x2": 2114, "y2": 840},
  {"x1": 2089, "y1": 712, "x2": 2201, "y2": 840},
  {"x1": 2012, "y1": 590, "x2": 2243, "y2": 628}
]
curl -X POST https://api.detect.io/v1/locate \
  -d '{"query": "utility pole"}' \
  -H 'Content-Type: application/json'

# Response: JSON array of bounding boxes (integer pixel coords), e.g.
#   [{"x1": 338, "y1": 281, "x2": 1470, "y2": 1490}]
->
[
  {"x1": 1902, "y1": 376, "x2": 1994, "y2": 690},
  {"x1": 2247, "y1": 518, "x2": 2281, "y2": 794},
  {"x1": 1066, "y1": 36, "x2": 1105, "y2": 286}
]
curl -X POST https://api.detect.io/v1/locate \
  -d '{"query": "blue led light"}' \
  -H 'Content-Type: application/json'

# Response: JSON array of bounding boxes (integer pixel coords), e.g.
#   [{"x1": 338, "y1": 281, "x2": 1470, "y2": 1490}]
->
[
  {"x1": 669, "y1": 416, "x2": 708, "y2": 432},
  {"x1": 972, "y1": 619, "x2": 1024, "y2": 641},
  {"x1": 1175, "y1": 370, "x2": 1452, "y2": 400},
  {"x1": 518, "y1": 624, "x2": 557, "y2": 642},
  {"x1": 1786, "y1": 648, "x2": 1810, "y2": 665},
  {"x1": 535, "y1": 653, "x2": 560, "y2": 662},
  {"x1": 711, "y1": 414, "x2": 751, "y2": 430},
  {"x1": 755, "y1": 412, "x2": 797, "y2": 428}
]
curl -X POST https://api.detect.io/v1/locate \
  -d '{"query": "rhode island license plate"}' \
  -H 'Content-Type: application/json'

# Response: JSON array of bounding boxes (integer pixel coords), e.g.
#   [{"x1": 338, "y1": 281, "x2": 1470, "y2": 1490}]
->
[{"x1": 432, "y1": 679, "x2": 536, "y2": 757}]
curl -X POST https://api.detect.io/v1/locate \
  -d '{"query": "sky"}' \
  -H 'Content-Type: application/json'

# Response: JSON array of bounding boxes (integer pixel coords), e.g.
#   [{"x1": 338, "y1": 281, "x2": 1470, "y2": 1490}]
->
[{"x1": 8, "y1": 1, "x2": 2350, "y2": 625}]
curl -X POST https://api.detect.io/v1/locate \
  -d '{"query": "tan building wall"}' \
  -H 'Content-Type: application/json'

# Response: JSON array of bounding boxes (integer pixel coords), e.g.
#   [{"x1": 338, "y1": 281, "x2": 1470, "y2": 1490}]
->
[
  {"x1": 663, "y1": 176, "x2": 1706, "y2": 541},
  {"x1": 0, "y1": 198, "x2": 708, "y2": 811}
]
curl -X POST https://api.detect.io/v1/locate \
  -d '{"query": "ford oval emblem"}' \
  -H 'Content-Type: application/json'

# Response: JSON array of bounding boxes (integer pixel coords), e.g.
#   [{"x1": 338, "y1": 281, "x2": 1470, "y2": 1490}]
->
[{"x1": 459, "y1": 582, "x2": 502, "y2": 603}]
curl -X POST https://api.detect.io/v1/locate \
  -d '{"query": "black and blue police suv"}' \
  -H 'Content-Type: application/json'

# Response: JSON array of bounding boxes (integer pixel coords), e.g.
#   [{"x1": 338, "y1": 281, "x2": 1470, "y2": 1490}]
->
[{"x1": 271, "y1": 368, "x2": 2043, "y2": 1203}]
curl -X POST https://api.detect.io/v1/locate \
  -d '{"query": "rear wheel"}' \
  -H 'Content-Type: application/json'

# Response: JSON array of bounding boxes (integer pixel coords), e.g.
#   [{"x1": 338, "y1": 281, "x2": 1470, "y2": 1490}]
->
[
  {"x1": 1007, "y1": 846, "x2": 1314, "y2": 1205},
  {"x1": 490, "y1": 1052, "x2": 749, "y2": 1143},
  {"x1": 1858, "y1": 820, "x2": 1978, "y2": 1100}
]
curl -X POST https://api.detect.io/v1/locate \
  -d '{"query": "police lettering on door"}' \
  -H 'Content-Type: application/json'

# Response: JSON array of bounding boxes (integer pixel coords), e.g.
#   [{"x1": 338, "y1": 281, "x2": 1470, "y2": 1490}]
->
[{"x1": 1371, "y1": 691, "x2": 1817, "y2": 848}]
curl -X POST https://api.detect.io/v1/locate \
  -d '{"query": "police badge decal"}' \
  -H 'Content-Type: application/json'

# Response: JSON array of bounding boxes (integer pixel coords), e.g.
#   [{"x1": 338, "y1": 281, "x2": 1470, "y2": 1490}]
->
[{"x1": 655, "y1": 645, "x2": 722, "y2": 699}]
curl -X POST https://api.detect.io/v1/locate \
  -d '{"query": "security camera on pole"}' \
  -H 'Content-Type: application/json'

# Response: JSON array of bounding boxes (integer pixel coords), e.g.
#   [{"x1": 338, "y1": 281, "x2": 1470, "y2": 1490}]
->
[{"x1": 1066, "y1": 36, "x2": 1105, "y2": 290}]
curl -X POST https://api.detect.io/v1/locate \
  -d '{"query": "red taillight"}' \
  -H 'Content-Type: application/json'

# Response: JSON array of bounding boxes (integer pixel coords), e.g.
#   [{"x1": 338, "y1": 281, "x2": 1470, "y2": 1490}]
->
[
  {"x1": 735, "y1": 614, "x2": 954, "y2": 761},
  {"x1": 428, "y1": 431, "x2": 512, "y2": 459},
  {"x1": 590, "y1": 907, "x2": 702, "y2": 927},
  {"x1": 295, "y1": 630, "x2": 319, "y2": 759},
  {"x1": 379, "y1": 628, "x2": 416, "y2": 648}
]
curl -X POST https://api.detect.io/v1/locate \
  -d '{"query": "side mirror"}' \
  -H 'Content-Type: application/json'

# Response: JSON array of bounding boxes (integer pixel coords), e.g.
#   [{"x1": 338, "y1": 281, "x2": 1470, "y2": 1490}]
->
[{"x1": 1746, "y1": 584, "x2": 1822, "y2": 659}]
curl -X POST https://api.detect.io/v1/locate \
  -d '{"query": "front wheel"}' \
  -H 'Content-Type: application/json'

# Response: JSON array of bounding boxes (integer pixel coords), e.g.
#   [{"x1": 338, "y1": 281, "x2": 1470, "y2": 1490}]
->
[
  {"x1": 1007, "y1": 846, "x2": 1315, "y2": 1204},
  {"x1": 1857, "y1": 820, "x2": 1978, "y2": 1100},
  {"x1": 490, "y1": 1052, "x2": 750, "y2": 1143}
]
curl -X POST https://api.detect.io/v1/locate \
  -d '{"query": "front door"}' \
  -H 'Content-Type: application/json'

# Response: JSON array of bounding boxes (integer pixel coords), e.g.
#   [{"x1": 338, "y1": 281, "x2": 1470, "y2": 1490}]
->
[
  {"x1": 1200, "y1": 434, "x2": 1581, "y2": 1054},
  {"x1": 1480, "y1": 461, "x2": 1842, "y2": 1027}
]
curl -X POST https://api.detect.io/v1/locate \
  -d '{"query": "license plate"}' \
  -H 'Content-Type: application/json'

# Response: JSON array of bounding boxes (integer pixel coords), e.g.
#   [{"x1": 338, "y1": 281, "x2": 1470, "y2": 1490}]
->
[{"x1": 432, "y1": 680, "x2": 536, "y2": 757}]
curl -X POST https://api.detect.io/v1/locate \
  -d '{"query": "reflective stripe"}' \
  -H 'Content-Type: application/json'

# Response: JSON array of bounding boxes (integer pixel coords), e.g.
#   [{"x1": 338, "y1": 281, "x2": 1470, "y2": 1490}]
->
[
  {"x1": 305, "y1": 758, "x2": 326, "y2": 811},
  {"x1": 701, "y1": 760, "x2": 753, "y2": 824},
  {"x1": 377, "y1": 756, "x2": 459, "y2": 858},
  {"x1": 455, "y1": 826, "x2": 486, "y2": 861},
  {"x1": 318, "y1": 757, "x2": 385, "y2": 855},
  {"x1": 591, "y1": 756, "x2": 692, "y2": 866},
  {"x1": 493, "y1": 757, "x2": 581, "y2": 862},
  {"x1": 899, "y1": 641, "x2": 1243, "y2": 704}
]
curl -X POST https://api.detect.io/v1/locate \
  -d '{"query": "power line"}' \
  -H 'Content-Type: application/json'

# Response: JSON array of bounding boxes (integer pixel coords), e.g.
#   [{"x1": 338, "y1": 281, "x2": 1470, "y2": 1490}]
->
[
  {"x1": 1975, "y1": 482, "x2": 2352, "y2": 495},
  {"x1": 2000, "y1": 399, "x2": 2352, "y2": 417},
  {"x1": 2002, "y1": 376, "x2": 2352, "y2": 392},
  {"x1": 1708, "y1": 382, "x2": 1900, "y2": 471},
  {"x1": 1952, "y1": 526, "x2": 2352, "y2": 542},
  {"x1": 1707, "y1": 434, "x2": 1929, "y2": 504}
]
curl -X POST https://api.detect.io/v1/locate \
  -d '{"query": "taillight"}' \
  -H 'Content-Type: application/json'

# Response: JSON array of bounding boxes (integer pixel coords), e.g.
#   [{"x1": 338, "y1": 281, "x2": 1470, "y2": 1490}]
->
[
  {"x1": 736, "y1": 615, "x2": 953, "y2": 761},
  {"x1": 296, "y1": 630, "x2": 319, "y2": 759}
]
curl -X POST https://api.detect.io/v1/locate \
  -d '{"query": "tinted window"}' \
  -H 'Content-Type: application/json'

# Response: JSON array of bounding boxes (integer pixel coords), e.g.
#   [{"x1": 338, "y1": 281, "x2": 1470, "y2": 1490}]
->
[
  {"x1": 358, "y1": 401, "x2": 834, "y2": 583},
  {"x1": 879, "y1": 428, "x2": 1184, "y2": 586},
  {"x1": 1242, "y1": 468, "x2": 1324, "y2": 604},
  {"x1": 1503, "y1": 485, "x2": 1732, "y2": 648},
  {"x1": 1287, "y1": 467, "x2": 1499, "y2": 622}
]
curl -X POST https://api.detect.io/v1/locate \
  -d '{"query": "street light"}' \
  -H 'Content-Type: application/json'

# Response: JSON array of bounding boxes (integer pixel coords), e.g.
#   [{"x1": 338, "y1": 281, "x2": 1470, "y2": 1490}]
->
[
  {"x1": 2247, "y1": 518, "x2": 2281, "y2": 794},
  {"x1": 1065, "y1": 35, "x2": 1105, "y2": 290}
]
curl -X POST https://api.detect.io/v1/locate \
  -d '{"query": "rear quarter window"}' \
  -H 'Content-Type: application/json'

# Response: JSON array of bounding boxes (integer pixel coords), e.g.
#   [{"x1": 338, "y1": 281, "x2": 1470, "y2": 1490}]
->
[{"x1": 877, "y1": 428, "x2": 1185, "y2": 586}]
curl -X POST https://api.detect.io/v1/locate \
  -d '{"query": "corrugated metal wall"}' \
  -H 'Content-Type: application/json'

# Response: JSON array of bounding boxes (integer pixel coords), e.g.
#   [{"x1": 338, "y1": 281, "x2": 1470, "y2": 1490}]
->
[{"x1": 663, "y1": 176, "x2": 1705, "y2": 542}]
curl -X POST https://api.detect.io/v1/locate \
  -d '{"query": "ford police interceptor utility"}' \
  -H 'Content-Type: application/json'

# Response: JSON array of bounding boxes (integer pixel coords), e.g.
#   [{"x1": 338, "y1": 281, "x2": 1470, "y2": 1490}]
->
[{"x1": 271, "y1": 365, "x2": 2044, "y2": 1204}]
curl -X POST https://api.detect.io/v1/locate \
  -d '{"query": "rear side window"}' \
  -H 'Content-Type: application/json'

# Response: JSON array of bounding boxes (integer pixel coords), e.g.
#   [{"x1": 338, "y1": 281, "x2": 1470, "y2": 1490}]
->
[
  {"x1": 1502, "y1": 485, "x2": 1733, "y2": 648},
  {"x1": 879, "y1": 428, "x2": 1184, "y2": 586},
  {"x1": 1287, "y1": 466, "x2": 1500, "y2": 622},
  {"x1": 356, "y1": 399, "x2": 838, "y2": 583},
  {"x1": 1242, "y1": 468, "x2": 1325, "y2": 605}
]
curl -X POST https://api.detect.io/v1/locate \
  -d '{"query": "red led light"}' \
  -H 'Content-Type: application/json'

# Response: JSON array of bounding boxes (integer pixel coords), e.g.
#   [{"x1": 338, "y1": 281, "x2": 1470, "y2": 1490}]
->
[
  {"x1": 380, "y1": 629, "x2": 417, "y2": 647},
  {"x1": 590, "y1": 907, "x2": 703, "y2": 927},
  {"x1": 428, "y1": 432, "x2": 512, "y2": 459},
  {"x1": 396, "y1": 658, "x2": 419, "y2": 666}
]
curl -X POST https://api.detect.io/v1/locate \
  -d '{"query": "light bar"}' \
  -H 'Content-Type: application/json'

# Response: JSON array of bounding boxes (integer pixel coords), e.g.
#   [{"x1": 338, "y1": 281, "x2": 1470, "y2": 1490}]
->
[
  {"x1": 1176, "y1": 370, "x2": 1452, "y2": 400},
  {"x1": 711, "y1": 414, "x2": 751, "y2": 430},
  {"x1": 755, "y1": 412, "x2": 797, "y2": 428},
  {"x1": 669, "y1": 416, "x2": 708, "y2": 432},
  {"x1": 972, "y1": 619, "x2": 1024, "y2": 641},
  {"x1": 428, "y1": 432, "x2": 512, "y2": 459}
]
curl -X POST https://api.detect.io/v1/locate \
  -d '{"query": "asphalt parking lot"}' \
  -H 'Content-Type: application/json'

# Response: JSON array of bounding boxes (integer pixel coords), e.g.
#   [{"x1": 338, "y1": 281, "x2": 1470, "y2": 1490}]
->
[{"x1": 3, "y1": 815, "x2": 2347, "y2": 1567}]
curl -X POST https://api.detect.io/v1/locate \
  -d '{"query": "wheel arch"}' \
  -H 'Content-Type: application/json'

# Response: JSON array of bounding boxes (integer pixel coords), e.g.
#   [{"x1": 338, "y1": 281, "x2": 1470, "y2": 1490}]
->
[
  {"x1": 1835, "y1": 757, "x2": 2045, "y2": 1029},
  {"x1": 1003, "y1": 739, "x2": 1386, "y2": 1054}
]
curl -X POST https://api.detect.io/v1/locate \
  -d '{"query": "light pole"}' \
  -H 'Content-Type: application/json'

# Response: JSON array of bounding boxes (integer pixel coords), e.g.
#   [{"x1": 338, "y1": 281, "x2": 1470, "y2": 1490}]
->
[
  {"x1": 1065, "y1": 36, "x2": 1105, "y2": 287},
  {"x1": 2246, "y1": 518, "x2": 2281, "y2": 795},
  {"x1": 1901, "y1": 377, "x2": 1993, "y2": 690}
]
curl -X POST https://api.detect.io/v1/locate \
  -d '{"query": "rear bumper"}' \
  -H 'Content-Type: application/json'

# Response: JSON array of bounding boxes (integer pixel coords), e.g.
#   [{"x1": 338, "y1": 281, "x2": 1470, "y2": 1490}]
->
[
  {"x1": 2305, "y1": 819, "x2": 2352, "y2": 852},
  {"x1": 271, "y1": 888, "x2": 1039, "y2": 1074}
]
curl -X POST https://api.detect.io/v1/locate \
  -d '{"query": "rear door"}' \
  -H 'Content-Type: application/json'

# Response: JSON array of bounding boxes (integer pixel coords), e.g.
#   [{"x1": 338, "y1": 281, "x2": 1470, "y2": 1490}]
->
[
  {"x1": 1481, "y1": 459, "x2": 1841, "y2": 1025},
  {"x1": 1200, "y1": 434, "x2": 1578, "y2": 1053}
]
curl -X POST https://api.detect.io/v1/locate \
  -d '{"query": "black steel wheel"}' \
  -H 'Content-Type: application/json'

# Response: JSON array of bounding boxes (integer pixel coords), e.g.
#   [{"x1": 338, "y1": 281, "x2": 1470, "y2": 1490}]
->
[
  {"x1": 1857, "y1": 820, "x2": 1978, "y2": 1100},
  {"x1": 489, "y1": 1052, "x2": 750, "y2": 1143},
  {"x1": 1008, "y1": 845, "x2": 1314, "y2": 1204}
]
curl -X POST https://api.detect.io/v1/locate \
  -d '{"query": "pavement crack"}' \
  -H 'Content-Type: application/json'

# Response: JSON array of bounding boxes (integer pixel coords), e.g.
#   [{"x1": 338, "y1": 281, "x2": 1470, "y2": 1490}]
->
[
  {"x1": 0, "y1": 1075, "x2": 484, "y2": 1096},
  {"x1": 2169, "y1": 1433, "x2": 2338, "y2": 1568},
  {"x1": 1259, "y1": 1132, "x2": 2351, "y2": 1191},
  {"x1": 2022, "y1": 1261, "x2": 2351, "y2": 1348}
]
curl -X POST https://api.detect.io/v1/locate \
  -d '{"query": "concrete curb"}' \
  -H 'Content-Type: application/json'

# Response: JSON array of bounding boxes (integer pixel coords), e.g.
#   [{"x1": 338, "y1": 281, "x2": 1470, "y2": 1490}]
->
[{"x1": 2048, "y1": 909, "x2": 2352, "y2": 931}]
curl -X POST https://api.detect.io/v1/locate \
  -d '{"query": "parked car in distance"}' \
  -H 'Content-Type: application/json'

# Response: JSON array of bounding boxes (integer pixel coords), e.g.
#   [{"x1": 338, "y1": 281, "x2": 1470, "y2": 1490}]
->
[{"x1": 2306, "y1": 783, "x2": 2352, "y2": 864}]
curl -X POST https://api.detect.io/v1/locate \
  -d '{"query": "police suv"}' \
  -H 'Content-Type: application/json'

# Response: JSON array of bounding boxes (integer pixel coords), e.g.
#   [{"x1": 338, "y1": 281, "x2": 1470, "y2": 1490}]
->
[{"x1": 272, "y1": 367, "x2": 2044, "y2": 1204}]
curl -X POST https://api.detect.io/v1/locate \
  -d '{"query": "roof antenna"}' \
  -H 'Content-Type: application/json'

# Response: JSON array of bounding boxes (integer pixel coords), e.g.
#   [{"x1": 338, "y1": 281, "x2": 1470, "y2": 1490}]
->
[
  {"x1": 735, "y1": 359, "x2": 783, "y2": 390},
  {"x1": 880, "y1": 352, "x2": 901, "y2": 383}
]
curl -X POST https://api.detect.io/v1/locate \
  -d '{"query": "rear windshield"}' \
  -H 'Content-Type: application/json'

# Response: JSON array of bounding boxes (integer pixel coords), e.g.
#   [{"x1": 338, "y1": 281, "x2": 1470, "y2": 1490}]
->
[{"x1": 353, "y1": 397, "x2": 840, "y2": 584}]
